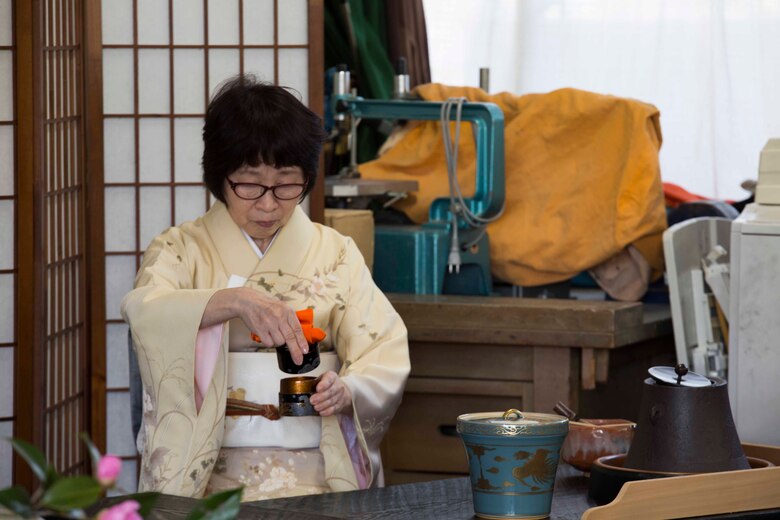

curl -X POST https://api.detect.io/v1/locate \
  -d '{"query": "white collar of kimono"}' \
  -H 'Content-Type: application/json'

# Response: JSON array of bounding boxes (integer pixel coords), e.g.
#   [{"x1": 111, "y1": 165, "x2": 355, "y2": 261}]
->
[
  {"x1": 202, "y1": 201, "x2": 315, "y2": 280},
  {"x1": 240, "y1": 228, "x2": 278, "y2": 259}
]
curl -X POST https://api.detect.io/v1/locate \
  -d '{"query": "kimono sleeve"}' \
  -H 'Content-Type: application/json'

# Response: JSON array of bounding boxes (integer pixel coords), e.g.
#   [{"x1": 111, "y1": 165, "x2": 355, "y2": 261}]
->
[
  {"x1": 332, "y1": 237, "x2": 411, "y2": 486},
  {"x1": 120, "y1": 229, "x2": 225, "y2": 497},
  {"x1": 122, "y1": 229, "x2": 219, "y2": 366}
]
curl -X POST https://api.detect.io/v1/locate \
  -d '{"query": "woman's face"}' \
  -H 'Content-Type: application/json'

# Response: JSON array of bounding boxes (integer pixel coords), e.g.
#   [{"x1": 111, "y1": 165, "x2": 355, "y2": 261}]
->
[{"x1": 224, "y1": 163, "x2": 304, "y2": 247}]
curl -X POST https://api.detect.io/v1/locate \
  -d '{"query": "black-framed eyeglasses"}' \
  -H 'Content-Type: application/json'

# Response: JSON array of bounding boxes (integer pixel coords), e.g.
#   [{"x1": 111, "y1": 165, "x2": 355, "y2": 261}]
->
[{"x1": 227, "y1": 180, "x2": 306, "y2": 201}]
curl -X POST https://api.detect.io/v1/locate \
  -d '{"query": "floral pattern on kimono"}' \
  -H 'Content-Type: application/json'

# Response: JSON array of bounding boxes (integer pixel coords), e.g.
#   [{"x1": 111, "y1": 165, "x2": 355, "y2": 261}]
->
[{"x1": 122, "y1": 202, "x2": 410, "y2": 497}]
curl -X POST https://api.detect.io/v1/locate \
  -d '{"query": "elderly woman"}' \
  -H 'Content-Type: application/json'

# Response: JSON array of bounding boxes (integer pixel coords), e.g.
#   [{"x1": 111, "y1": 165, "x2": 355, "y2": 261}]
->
[{"x1": 121, "y1": 75, "x2": 410, "y2": 500}]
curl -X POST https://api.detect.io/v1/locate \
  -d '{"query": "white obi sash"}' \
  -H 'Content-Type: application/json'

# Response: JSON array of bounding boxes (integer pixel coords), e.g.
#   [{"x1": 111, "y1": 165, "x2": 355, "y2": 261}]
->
[{"x1": 222, "y1": 351, "x2": 340, "y2": 449}]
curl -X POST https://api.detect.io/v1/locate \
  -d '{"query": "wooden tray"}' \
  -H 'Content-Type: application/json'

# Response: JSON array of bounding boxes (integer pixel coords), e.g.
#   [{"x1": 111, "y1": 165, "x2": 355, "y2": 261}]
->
[{"x1": 582, "y1": 443, "x2": 780, "y2": 519}]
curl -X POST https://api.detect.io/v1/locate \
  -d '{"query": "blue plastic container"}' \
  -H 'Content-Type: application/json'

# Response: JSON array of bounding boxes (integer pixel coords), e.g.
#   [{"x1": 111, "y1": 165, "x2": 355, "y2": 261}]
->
[{"x1": 457, "y1": 410, "x2": 569, "y2": 519}]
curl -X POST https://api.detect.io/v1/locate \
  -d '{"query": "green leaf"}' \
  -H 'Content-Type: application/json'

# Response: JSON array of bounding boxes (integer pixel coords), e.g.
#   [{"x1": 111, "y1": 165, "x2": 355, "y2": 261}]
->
[
  {"x1": 0, "y1": 486, "x2": 33, "y2": 517},
  {"x1": 186, "y1": 487, "x2": 242, "y2": 520},
  {"x1": 8, "y1": 438, "x2": 49, "y2": 484},
  {"x1": 41, "y1": 476, "x2": 102, "y2": 512},
  {"x1": 44, "y1": 465, "x2": 60, "y2": 488},
  {"x1": 123, "y1": 491, "x2": 161, "y2": 517},
  {"x1": 79, "y1": 432, "x2": 102, "y2": 470}
]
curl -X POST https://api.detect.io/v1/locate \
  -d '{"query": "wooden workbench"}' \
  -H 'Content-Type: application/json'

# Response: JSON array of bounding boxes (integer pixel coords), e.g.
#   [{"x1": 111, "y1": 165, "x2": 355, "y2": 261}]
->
[{"x1": 382, "y1": 293, "x2": 675, "y2": 484}]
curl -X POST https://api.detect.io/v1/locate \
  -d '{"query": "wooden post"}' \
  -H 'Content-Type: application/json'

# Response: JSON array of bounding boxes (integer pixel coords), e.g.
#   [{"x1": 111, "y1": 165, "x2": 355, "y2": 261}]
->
[
  {"x1": 83, "y1": 0, "x2": 106, "y2": 454},
  {"x1": 533, "y1": 346, "x2": 573, "y2": 413},
  {"x1": 14, "y1": 0, "x2": 45, "y2": 489}
]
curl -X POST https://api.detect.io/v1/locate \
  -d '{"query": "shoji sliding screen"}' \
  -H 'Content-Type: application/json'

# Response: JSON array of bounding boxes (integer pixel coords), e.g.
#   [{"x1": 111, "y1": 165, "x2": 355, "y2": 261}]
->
[
  {"x1": 0, "y1": 0, "x2": 15, "y2": 488},
  {"x1": 12, "y1": 0, "x2": 96, "y2": 487},
  {"x1": 42, "y1": 0, "x2": 90, "y2": 476},
  {"x1": 101, "y1": 0, "x2": 323, "y2": 491}
]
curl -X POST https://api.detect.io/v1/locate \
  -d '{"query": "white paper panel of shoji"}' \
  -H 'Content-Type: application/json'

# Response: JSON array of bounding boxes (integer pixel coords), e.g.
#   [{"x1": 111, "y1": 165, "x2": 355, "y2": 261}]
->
[
  {"x1": 45, "y1": 261, "x2": 52, "y2": 334},
  {"x1": 112, "y1": 459, "x2": 137, "y2": 495},
  {"x1": 104, "y1": 187, "x2": 136, "y2": 252},
  {"x1": 0, "y1": 200, "x2": 13, "y2": 269},
  {"x1": 208, "y1": 49, "x2": 240, "y2": 98},
  {"x1": 46, "y1": 193, "x2": 58, "y2": 265},
  {"x1": 0, "y1": 126, "x2": 12, "y2": 195},
  {"x1": 278, "y1": 0, "x2": 308, "y2": 45},
  {"x1": 106, "y1": 323, "x2": 130, "y2": 388},
  {"x1": 138, "y1": 118, "x2": 171, "y2": 183},
  {"x1": 0, "y1": 348, "x2": 12, "y2": 416},
  {"x1": 0, "y1": 274, "x2": 13, "y2": 343},
  {"x1": 137, "y1": 0, "x2": 169, "y2": 45},
  {"x1": 101, "y1": 0, "x2": 133, "y2": 45},
  {"x1": 243, "y1": 0, "x2": 274, "y2": 45},
  {"x1": 0, "y1": 421, "x2": 12, "y2": 487},
  {"x1": 207, "y1": 0, "x2": 238, "y2": 45},
  {"x1": 244, "y1": 49, "x2": 275, "y2": 83},
  {"x1": 104, "y1": 118, "x2": 136, "y2": 183},
  {"x1": 138, "y1": 49, "x2": 171, "y2": 114},
  {"x1": 105, "y1": 255, "x2": 137, "y2": 320},
  {"x1": 0, "y1": 0, "x2": 12, "y2": 46},
  {"x1": 173, "y1": 49, "x2": 205, "y2": 114},
  {"x1": 103, "y1": 49, "x2": 135, "y2": 114},
  {"x1": 106, "y1": 392, "x2": 136, "y2": 456},
  {"x1": 0, "y1": 52, "x2": 12, "y2": 121},
  {"x1": 175, "y1": 186, "x2": 207, "y2": 225},
  {"x1": 277, "y1": 49, "x2": 308, "y2": 104},
  {"x1": 173, "y1": 118, "x2": 204, "y2": 182},
  {"x1": 172, "y1": 0, "x2": 204, "y2": 45},
  {"x1": 139, "y1": 186, "x2": 172, "y2": 249}
]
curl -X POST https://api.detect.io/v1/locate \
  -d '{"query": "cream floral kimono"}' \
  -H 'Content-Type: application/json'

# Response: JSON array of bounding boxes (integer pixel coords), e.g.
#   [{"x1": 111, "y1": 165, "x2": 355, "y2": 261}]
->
[{"x1": 121, "y1": 202, "x2": 410, "y2": 498}]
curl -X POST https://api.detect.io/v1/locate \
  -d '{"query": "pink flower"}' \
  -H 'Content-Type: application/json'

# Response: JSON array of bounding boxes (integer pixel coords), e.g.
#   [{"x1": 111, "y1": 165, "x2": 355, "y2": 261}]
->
[
  {"x1": 96, "y1": 500, "x2": 142, "y2": 520},
  {"x1": 96, "y1": 454, "x2": 122, "y2": 487}
]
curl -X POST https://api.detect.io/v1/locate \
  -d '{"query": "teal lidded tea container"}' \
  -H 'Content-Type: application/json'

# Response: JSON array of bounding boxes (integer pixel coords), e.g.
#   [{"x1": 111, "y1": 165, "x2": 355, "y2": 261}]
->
[{"x1": 457, "y1": 409, "x2": 569, "y2": 519}]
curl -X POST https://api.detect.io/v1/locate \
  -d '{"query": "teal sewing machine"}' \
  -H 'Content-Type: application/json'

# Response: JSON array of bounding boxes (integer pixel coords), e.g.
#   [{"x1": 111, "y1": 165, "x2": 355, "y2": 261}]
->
[{"x1": 329, "y1": 67, "x2": 505, "y2": 295}]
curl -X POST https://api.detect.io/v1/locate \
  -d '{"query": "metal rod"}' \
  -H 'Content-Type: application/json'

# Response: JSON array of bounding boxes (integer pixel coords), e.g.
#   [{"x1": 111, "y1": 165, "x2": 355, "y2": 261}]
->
[{"x1": 479, "y1": 67, "x2": 490, "y2": 92}]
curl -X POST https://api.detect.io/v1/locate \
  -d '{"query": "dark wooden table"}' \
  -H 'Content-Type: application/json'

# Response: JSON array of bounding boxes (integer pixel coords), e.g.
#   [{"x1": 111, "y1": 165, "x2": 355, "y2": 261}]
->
[
  {"x1": 104, "y1": 466, "x2": 778, "y2": 519},
  {"x1": 113, "y1": 465, "x2": 592, "y2": 519}
]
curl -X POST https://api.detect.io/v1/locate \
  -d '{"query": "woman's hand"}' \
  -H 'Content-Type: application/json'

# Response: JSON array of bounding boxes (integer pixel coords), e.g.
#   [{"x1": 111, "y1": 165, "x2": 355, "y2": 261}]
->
[
  {"x1": 202, "y1": 287, "x2": 309, "y2": 365},
  {"x1": 311, "y1": 371, "x2": 353, "y2": 417}
]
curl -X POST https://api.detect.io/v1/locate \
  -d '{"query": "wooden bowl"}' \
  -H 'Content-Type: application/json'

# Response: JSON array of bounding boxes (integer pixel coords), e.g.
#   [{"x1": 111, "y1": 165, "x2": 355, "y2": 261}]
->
[{"x1": 560, "y1": 419, "x2": 636, "y2": 472}]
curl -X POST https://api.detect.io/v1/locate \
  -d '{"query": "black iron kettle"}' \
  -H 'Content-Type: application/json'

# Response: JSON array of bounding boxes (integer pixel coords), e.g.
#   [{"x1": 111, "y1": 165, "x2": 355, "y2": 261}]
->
[{"x1": 623, "y1": 364, "x2": 749, "y2": 473}]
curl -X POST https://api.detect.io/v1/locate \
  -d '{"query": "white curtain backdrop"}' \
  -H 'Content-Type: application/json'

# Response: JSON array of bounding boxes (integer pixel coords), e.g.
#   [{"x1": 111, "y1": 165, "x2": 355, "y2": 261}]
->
[{"x1": 423, "y1": 0, "x2": 780, "y2": 201}]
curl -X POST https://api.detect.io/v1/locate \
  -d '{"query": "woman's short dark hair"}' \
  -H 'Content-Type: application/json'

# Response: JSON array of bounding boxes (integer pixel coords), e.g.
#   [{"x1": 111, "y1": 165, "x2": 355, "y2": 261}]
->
[{"x1": 202, "y1": 74, "x2": 326, "y2": 203}]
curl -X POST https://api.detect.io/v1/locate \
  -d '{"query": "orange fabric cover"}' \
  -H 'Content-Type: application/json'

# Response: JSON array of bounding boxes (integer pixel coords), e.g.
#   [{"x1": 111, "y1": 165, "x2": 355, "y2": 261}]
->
[
  {"x1": 359, "y1": 84, "x2": 668, "y2": 286},
  {"x1": 251, "y1": 308, "x2": 326, "y2": 345}
]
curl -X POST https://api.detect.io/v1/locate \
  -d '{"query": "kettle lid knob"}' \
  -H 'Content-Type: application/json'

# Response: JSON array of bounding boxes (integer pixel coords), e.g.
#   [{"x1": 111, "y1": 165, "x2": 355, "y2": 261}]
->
[
  {"x1": 674, "y1": 363, "x2": 689, "y2": 384},
  {"x1": 648, "y1": 365, "x2": 712, "y2": 387}
]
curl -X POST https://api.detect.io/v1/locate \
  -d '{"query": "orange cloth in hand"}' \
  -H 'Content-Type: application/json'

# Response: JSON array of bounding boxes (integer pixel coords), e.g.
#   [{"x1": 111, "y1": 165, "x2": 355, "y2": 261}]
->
[
  {"x1": 294, "y1": 308, "x2": 326, "y2": 344},
  {"x1": 250, "y1": 308, "x2": 326, "y2": 345}
]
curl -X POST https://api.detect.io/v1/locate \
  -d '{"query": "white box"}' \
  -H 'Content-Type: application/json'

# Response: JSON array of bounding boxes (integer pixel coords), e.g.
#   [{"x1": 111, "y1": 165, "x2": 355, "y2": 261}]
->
[{"x1": 728, "y1": 202, "x2": 780, "y2": 445}]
